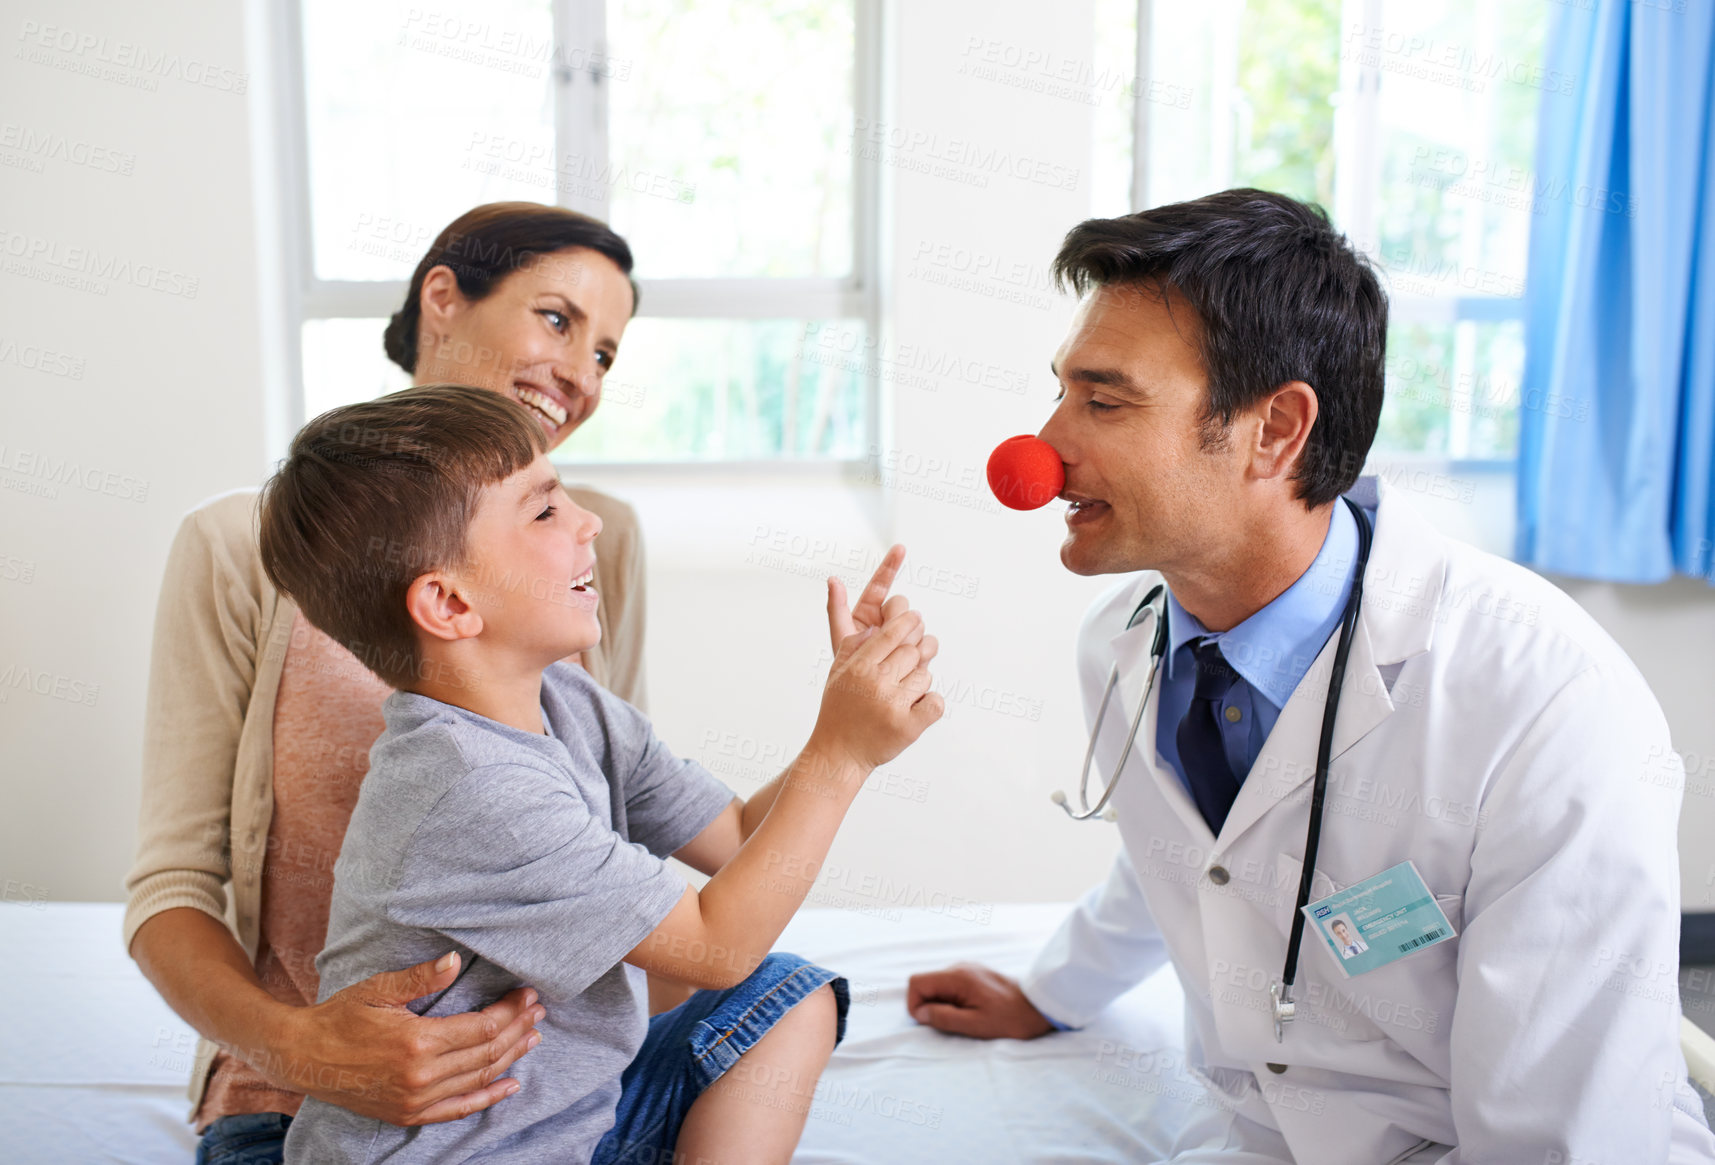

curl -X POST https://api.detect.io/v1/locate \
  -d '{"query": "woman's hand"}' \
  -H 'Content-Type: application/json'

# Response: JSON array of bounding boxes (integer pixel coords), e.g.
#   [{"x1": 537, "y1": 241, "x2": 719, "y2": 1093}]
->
[
  {"x1": 270, "y1": 952, "x2": 544, "y2": 1126},
  {"x1": 826, "y1": 544, "x2": 907, "y2": 652}
]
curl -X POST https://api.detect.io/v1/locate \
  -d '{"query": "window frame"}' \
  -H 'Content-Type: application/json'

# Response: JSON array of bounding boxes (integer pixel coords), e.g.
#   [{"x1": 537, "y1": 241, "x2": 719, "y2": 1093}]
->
[
  {"x1": 269, "y1": 0, "x2": 884, "y2": 469},
  {"x1": 1125, "y1": 0, "x2": 1527, "y2": 471}
]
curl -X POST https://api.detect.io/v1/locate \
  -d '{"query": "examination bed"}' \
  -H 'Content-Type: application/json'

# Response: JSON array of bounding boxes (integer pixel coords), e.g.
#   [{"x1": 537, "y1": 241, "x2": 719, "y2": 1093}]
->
[{"x1": 0, "y1": 901, "x2": 1202, "y2": 1163}]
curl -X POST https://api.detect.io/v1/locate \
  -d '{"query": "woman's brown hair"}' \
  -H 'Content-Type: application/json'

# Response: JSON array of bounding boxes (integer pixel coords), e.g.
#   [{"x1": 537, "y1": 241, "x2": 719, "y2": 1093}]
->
[{"x1": 383, "y1": 202, "x2": 639, "y2": 374}]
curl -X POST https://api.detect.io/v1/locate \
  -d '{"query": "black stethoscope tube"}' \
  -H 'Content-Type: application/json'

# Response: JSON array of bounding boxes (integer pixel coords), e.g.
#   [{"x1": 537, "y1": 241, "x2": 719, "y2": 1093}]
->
[{"x1": 1278, "y1": 495, "x2": 1374, "y2": 1028}]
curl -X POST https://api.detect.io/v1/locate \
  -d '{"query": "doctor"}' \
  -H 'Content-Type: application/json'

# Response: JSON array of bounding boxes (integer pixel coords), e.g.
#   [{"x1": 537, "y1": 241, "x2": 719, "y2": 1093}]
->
[{"x1": 907, "y1": 189, "x2": 1715, "y2": 1163}]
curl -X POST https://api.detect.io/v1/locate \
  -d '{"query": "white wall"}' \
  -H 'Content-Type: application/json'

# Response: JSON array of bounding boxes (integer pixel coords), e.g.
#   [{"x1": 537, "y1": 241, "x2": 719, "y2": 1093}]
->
[
  {"x1": 4, "y1": 0, "x2": 1713, "y2": 925},
  {"x1": 1, "y1": 0, "x2": 270, "y2": 904},
  {"x1": 597, "y1": 0, "x2": 1128, "y2": 916}
]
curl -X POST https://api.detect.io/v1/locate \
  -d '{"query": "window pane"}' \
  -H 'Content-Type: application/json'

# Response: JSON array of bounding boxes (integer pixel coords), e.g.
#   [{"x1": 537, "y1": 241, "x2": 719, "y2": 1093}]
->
[
  {"x1": 1091, "y1": 0, "x2": 1139, "y2": 218},
  {"x1": 1137, "y1": 0, "x2": 1544, "y2": 288},
  {"x1": 1142, "y1": 0, "x2": 1339, "y2": 209},
  {"x1": 1369, "y1": 0, "x2": 1545, "y2": 307},
  {"x1": 301, "y1": 318, "x2": 409, "y2": 420},
  {"x1": 1134, "y1": 0, "x2": 1541, "y2": 459},
  {"x1": 556, "y1": 319, "x2": 868, "y2": 462},
  {"x1": 298, "y1": 318, "x2": 867, "y2": 462},
  {"x1": 301, "y1": 0, "x2": 556, "y2": 281},
  {"x1": 1231, "y1": 0, "x2": 1339, "y2": 205},
  {"x1": 606, "y1": 1, "x2": 854, "y2": 278},
  {"x1": 1374, "y1": 319, "x2": 1524, "y2": 459}
]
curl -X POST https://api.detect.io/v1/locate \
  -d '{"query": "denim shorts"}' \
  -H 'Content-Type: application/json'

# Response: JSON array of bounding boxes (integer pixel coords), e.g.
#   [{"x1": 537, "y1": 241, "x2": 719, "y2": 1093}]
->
[
  {"x1": 592, "y1": 951, "x2": 849, "y2": 1165},
  {"x1": 195, "y1": 952, "x2": 847, "y2": 1165},
  {"x1": 195, "y1": 1111, "x2": 294, "y2": 1165}
]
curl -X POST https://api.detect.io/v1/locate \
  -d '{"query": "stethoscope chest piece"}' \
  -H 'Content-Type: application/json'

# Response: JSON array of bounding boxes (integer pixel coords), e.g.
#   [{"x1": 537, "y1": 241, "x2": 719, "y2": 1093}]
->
[{"x1": 1270, "y1": 980, "x2": 1295, "y2": 1041}]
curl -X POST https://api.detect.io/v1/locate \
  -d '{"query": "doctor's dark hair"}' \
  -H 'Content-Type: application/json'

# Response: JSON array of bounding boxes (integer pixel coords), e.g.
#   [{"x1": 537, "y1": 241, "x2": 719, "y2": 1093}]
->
[
  {"x1": 258, "y1": 383, "x2": 547, "y2": 690},
  {"x1": 1051, "y1": 188, "x2": 1387, "y2": 509},
  {"x1": 383, "y1": 202, "x2": 639, "y2": 374}
]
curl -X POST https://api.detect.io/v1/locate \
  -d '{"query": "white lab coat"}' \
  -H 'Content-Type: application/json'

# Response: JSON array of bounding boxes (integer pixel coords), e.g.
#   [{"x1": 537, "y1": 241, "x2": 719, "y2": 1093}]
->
[{"x1": 1022, "y1": 476, "x2": 1715, "y2": 1164}]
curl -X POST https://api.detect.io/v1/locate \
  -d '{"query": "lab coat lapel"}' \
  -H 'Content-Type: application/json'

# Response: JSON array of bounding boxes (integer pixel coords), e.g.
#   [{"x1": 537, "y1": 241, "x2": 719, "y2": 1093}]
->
[
  {"x1": 1107, "y1": 608, "x2": 1159, "y2": 707},
  {"x1": 1109, "y1": 600, "x2": 1214, "y2": 842},
  {"x1": 1214, "y1": 477, "x2": 1448, "y2": 847}
]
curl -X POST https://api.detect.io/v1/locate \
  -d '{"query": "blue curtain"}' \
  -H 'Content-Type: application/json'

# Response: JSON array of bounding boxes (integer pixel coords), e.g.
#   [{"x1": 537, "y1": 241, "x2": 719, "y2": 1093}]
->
[{"x1": 1515, "y1": 0, "x2": 1715, "y2": 583}]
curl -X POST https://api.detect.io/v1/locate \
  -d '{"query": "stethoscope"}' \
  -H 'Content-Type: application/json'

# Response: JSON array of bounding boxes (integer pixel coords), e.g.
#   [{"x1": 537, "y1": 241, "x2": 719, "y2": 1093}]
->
[{"x1": 1050, "y1": 496, "x2": 1374, "y2": 1041}]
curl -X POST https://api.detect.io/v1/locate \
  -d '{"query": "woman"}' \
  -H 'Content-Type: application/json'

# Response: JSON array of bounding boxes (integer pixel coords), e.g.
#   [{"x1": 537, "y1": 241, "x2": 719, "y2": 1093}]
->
[{"x1": 124, "y1": 203, "x2": 645, "y2": 1163}]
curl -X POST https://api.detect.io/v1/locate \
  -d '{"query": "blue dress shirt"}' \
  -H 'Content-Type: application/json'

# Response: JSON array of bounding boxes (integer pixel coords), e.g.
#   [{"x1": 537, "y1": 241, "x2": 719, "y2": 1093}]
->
[{"x1": 1155, "y1": 500, "x2": 1361, "y2": 803}]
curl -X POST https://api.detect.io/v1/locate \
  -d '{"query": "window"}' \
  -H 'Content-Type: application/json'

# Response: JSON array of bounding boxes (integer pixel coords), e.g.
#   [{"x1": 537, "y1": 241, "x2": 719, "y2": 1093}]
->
[
  {"x1": 277, "y1": 0, "x2": 879, "y2": 464},
  {"x1": 1111, "y1": 0, "x2": 1545, "y2": 462}
]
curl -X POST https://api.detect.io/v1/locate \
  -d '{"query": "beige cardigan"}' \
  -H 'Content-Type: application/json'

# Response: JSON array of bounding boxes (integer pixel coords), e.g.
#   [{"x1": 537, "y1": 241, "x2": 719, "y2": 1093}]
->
[{"x1": 121, "y1": 482, "x2": 648, "y2": 1115}]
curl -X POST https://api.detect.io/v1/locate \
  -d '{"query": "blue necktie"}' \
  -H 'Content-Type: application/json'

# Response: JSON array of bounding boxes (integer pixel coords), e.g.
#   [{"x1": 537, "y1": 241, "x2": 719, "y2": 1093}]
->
[{"x1": 1176, "y1": 636, "x2": 1242, "y2": 833}]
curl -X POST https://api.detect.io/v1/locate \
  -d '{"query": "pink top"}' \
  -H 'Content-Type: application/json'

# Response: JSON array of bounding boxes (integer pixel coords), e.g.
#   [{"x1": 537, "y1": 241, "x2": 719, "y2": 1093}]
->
[{"x1": 194, "y1": 610, "x2": 389, "y2": 1128}]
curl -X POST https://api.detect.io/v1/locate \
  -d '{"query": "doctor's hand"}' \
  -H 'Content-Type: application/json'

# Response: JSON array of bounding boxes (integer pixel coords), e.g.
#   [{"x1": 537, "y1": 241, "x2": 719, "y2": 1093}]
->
[
  {"x1": 826, "y1": 543, "x2": 907, "y2": 652},
  {"x1": 906, "y1": 963, "x2": 1055, "y2": 1040}
]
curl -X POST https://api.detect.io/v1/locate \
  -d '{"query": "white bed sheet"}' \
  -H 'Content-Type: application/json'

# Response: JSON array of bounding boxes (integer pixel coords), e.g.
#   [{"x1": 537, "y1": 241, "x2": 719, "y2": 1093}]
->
[{"x1": 0, "y1": 901, "x2": 1196, "y2": 1163}]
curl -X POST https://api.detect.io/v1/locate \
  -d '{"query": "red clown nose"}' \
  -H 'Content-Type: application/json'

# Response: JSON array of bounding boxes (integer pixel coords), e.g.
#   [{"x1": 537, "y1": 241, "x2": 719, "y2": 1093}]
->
[{"x1": 986, "y1": 435, "x2": 1066, "y2": 510}]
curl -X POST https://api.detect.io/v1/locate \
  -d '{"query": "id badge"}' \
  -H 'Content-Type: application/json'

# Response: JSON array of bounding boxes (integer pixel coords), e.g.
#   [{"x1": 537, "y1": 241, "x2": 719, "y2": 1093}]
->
[{"x1": 1301, "y1": 860, "x2": 1455, "y2": 979}]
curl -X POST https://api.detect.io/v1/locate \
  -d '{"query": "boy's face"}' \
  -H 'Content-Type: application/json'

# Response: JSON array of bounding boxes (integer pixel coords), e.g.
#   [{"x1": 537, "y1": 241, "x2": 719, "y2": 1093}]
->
[{"x1": 455, "y1": 452, "x2": 603, "y2": 664}]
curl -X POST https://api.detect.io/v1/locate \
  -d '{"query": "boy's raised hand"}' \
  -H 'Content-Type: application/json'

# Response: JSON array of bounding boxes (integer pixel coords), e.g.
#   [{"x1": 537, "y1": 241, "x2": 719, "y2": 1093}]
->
[
  {"x1": 813, "y1": 595, "x2": 942, "y2": 772},
  {"x1": 826, "y1": 544, "x2": 906, "y2": 652}
]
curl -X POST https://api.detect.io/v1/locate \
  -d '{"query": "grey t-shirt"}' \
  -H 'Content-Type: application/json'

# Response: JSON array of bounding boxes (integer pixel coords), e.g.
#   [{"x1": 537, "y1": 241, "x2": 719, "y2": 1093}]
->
[{"x1": 283, "y1": 662, "x2": 735, "y2": 1164}]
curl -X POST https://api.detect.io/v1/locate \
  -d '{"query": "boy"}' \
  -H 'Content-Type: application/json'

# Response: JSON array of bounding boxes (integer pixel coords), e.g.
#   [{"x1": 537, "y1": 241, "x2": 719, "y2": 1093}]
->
[{"x1": 257, "y1": 384, "x2": 943, "y2": 1163}]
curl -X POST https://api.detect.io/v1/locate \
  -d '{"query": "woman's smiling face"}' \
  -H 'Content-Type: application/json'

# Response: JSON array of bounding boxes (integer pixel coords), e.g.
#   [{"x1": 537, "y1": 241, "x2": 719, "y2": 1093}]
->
[{"x1": 412, "y1": 246, "x2": 637, "y2": 448}]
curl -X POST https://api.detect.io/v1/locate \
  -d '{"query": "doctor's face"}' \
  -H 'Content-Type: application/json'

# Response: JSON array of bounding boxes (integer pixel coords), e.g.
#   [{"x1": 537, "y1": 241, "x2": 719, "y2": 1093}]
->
[{"x1": 1040, "y1": 283, "x2": 1246, "y2": 577}]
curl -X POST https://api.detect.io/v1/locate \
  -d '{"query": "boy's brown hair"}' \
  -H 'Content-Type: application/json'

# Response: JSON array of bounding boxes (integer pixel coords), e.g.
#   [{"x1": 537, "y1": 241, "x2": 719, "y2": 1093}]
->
[{"x1": 258, "y1": 383, "x2": 548, "y2": 689}]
